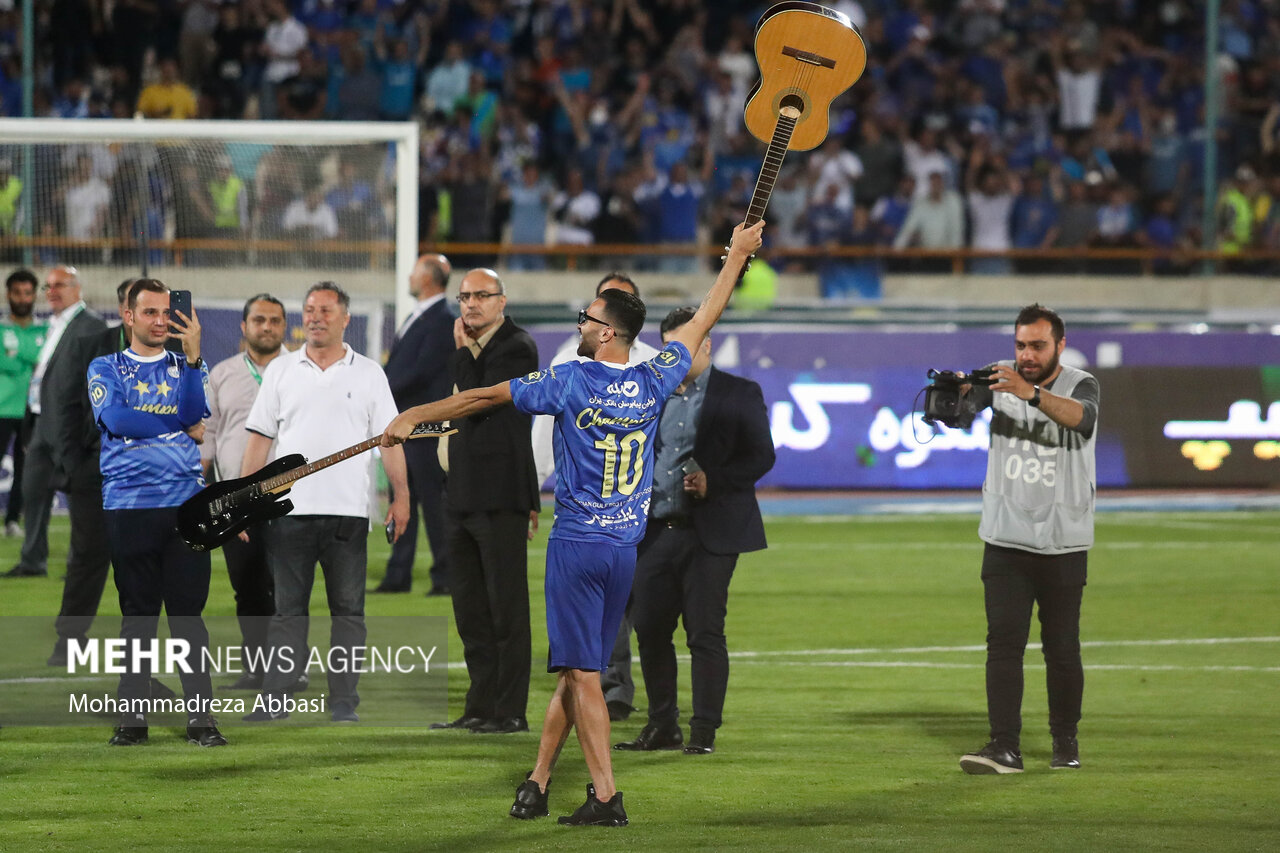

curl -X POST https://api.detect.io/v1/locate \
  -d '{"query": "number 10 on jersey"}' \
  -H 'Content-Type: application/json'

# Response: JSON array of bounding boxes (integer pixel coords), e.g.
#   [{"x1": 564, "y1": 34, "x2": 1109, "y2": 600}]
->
[{"x1": 595, "y1": 430, "x2": 647, "y2": 498}]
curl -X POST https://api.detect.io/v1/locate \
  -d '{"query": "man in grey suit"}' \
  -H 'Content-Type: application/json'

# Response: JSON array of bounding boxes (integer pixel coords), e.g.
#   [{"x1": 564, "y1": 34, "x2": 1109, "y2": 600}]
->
[{"x1": 4, "y1": 265, "x2": 106, "y2": 579}]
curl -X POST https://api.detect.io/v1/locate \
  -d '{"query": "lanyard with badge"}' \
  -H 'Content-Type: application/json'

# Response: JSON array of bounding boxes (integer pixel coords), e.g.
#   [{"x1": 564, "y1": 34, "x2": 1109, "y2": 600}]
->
[{"x1": 244, "y1": 354, "x2": 262, "y2": 385}]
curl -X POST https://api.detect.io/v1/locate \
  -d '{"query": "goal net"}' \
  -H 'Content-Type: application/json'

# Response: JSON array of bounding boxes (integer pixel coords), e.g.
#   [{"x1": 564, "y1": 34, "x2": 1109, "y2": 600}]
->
[{"x1": 0, "y1": 118, "x2": 419, "y2": 348}]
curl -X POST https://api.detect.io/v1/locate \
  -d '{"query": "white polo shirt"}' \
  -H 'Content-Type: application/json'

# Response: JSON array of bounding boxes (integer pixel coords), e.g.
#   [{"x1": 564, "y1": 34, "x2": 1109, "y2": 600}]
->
[{"x1": 245, "y1": 343, "x2": 399, "y2": 518}]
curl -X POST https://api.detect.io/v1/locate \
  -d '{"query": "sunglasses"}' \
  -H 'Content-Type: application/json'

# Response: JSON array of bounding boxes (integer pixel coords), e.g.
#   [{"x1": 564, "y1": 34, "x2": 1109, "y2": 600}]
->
[{"x1": 578, "y1": 308, "x2": 611, "y2": 328}]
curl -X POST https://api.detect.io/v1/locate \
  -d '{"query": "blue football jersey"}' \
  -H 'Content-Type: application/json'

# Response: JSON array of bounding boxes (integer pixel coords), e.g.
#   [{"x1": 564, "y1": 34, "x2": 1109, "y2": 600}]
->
[
  {"x1": 510, "y1": 341, "x2": 691, "y2": 545},
  {"x1": 89, "y1": 350, "x2": 209, "y2": 510}
]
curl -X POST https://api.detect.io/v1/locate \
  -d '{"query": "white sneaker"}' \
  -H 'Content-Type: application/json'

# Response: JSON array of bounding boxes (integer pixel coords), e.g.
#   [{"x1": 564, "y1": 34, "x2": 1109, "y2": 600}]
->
[{"x1": 4, "y1": 521, "x2": 21, "y2": 538}]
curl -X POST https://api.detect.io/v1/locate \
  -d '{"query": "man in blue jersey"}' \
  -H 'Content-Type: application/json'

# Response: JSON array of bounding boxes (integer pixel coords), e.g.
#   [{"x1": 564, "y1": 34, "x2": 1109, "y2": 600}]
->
[
  {"x1": 382, "y1": 220, "x2": 765, "y2": 827},
  {"x1": 88, "y1": 279, "x2": 226, "y2": 748}
]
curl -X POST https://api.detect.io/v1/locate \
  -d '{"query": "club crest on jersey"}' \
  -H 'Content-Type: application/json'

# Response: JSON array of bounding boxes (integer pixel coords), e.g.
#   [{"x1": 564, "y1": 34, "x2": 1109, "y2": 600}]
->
[
  {"x1": 167, "y1": 364, "x2": 181, "y2": 378},
  {"x1": 654, "y1": 350, "x2": 680, "y2": 368},
  {"x1": 519, "y1": 366, "x2": 554, "y2": 385},
  {"x1": 606, "y1": 380, "x2": 640, "y2": 398}
]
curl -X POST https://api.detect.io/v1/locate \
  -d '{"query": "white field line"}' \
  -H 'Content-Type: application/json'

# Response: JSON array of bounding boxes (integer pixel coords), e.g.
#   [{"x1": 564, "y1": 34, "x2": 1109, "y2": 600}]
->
[{"x1": 733, "y1": 661, "x2": 1280, "y2": 673}]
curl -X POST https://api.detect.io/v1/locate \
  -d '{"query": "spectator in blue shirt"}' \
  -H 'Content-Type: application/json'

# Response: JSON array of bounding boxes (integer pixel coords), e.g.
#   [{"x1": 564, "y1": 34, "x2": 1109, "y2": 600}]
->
[
  {"x1": 376, "y1": 38, "x2": 417, "y2": 121},
  {"x1": 1011, "y1": 173, "x2": 1061, "y2": 273}
]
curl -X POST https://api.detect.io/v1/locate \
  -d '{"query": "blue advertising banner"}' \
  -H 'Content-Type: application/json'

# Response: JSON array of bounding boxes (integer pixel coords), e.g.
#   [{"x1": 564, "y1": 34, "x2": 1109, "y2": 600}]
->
[{"x1": 527, "y1": 326, "x2": 1280, "y2": 490}]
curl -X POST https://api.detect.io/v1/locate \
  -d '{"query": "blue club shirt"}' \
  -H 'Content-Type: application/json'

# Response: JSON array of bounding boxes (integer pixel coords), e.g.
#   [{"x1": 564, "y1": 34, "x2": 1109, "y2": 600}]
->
[
  {"x1": 89, "y1": 349, "x2": 209, "y2": 510},
  {"x1": 510, "y1": 342, "x2": 692, "y2": 546}
]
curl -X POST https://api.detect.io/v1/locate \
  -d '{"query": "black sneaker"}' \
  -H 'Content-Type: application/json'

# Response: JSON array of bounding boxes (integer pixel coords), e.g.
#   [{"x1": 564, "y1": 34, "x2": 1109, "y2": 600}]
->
[
  {"x1": 186, "y1": 717, "x2": 228, "y2": 747},
  {"x1": 557, "y1": 784, "x2": 628, "y2": 827},
  {"x1": 959, "y1": 741, "x2": 1024, "y2": 775},
  {"x1": 509, "y1": 773, "x2": 550, "y2": 819},
  {"x1": 108, "y1": 725, "x2": 149, "y2": 746},
  {"x1": 1051, "y1": 737, "x2": 1080, "y2": 769}
]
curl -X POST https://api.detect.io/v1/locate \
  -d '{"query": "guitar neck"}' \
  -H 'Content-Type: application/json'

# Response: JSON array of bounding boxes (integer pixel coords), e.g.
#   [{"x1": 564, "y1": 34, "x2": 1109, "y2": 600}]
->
[
  {"x1": 744, "y1": 110, "x2": 800, "y2": 226},
  {"x1": 259, "y1": 436, "x2": 385, "y2": 493}
]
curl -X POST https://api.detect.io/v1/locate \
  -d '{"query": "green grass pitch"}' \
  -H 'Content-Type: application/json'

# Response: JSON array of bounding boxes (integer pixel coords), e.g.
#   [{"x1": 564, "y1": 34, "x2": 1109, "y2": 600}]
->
[{"x1": 1, "y1": 510, "x2": 1277, "y2": 852}]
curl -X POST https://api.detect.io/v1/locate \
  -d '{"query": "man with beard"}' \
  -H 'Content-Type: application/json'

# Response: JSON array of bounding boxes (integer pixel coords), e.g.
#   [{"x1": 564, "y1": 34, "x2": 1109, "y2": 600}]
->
[
  {"x1": 0, "y1": 270, "x2": 45, "y2": 537},
  {"x1": 202, "y1": 295, "x2": 287, "y2": 690},
  {"x1": 381, "y1": 220, "x2": 765, "y2": 827},
  {"x1": 958, "y1": 304, "x2": 1099, "y2": 775}
]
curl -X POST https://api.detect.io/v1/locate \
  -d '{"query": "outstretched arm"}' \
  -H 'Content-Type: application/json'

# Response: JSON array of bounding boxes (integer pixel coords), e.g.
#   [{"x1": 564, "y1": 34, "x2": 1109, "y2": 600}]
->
[
  {"x1": 665, "y1": 220, "x2": 765, "y2": 355},
  {"x1": 381, "y1": 381, "x2": 514, "y2": 446}
]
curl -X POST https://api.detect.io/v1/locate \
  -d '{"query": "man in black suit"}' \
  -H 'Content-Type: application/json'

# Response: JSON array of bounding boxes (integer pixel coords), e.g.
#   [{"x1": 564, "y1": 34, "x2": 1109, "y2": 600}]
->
[
  {"x1": 376, "y1": 253, "x2": 454, "y2": 594},
  {"x1": 614, "y1": 307, "x2": 775, "y2": 756},
  {"x1": 430, "y1": 268, "x2": 540, "y2": 734},
  {"x1": 43, "y1": 279, "x2": 135, "y2": 664},
  {"x1": 4, "y1": 265, "x2": 106, "y2": 579}
]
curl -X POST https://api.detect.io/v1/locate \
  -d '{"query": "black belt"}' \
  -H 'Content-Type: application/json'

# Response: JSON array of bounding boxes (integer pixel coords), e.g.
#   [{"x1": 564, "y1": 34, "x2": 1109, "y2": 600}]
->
[{"x1": 654, "y1": 517, "x2": 691, "y2": 529}]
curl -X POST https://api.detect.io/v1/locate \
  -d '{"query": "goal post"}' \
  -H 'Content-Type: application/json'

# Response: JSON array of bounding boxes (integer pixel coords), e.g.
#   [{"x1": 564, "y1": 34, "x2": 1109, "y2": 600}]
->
[{"x1": 0, "y1": 118, "x2": 420, "y2": 332}]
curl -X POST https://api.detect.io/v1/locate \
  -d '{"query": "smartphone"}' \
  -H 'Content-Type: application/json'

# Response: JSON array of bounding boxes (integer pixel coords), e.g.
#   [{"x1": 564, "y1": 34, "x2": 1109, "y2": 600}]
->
[
  {"x1": 166, "y1": 289, "x2": 192, "y2": 353},
  {"x1": 385, "y1": 519, "x2": 396, "y2": 544},
  {"x1": 681, "y1": 458, "x2": 703, "y2": 476}
]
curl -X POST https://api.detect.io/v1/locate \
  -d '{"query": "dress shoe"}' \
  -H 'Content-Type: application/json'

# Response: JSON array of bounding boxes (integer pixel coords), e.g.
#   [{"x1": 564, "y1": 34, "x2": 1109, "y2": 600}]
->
[
  {"x1": 509, "y1": 772, "x2": 550, "y2": 820},
  {"x1": 108, "y1": 725, "x2": 149, "y2": 746},
  {"x1": 3, "y1": 564, "x2": 46, "y2": 578},
  {"x1": 371, "y1": 584, "x2": 410, "y2": 593},
  {"x1": 557, "y1": 784, "x2": 628, "y2": 827},
  {"x1": 425, "y1": 584, "x2": 451, "y2": 597},
  {"x1": 473, "y1": 716, "x2": 529, "y2": 734},
  {"x1": 960, "y1": 740, "x2": 1024, "y2": 775},
  {"x1": 332, "y1": 706, "x2": 360, "y2": 722},
  {"x1": 613, "y1": 723, "x2": 684, "y2": 751},
  {"x1": 606, "y1": 700, "x2": 634, "y2": 722},
  {"x1": 223, "y1": 672, "x2": 264, "y2": 691},
  {"x1": 430, "y1": 715, "x2": 486, "y2": 730},
  {"x1": 683, "y1": 726, "x2": 715, "y2": 755},
  {"x1": 186, "y1": 717, "x2": 228, "y2": 747},
  {"x1": 285, "y1": 674, "x2": 309, "y2": 694}
]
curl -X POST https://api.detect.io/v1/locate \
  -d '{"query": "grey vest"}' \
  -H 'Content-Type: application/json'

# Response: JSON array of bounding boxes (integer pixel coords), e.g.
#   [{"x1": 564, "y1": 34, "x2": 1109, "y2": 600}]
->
[{"x1": 978, "y1": 362, "x2": 1097, "y2": 554}]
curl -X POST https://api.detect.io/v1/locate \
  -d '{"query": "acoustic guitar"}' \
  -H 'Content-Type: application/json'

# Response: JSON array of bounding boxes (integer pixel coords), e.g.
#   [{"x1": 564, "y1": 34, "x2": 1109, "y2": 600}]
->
[
  {"x1": 734, "y1": 2, "x2": 866, "y2": 270},
  {"x1": 176, "y1": 422, "x2": 455, "y2": 552}
]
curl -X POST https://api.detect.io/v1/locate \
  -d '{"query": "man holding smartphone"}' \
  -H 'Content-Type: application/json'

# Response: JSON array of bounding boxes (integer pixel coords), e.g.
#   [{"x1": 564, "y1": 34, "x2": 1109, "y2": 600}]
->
[
  {"x1": 613, "y1": 307, "x2": 775, "y2": 757},
  {"x1": 89, "y1": 279, "x2": 224, "y2": 747}
]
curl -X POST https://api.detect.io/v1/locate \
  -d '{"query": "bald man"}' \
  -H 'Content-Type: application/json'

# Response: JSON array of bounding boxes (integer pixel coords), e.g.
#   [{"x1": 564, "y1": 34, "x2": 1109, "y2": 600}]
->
[
  {"x1": 377, "y1": 253, "x2": 455, "y2": 594},
  {"x1": 5, "y1": 265, "x2": 106, "y2": 580},
  {"x1": 430, "y1": 268, "x2": 539, "y2": 734}
]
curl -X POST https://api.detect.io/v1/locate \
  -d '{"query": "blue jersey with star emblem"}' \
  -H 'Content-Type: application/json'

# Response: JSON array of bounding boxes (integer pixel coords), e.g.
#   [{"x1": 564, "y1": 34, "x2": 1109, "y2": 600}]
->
[
  {"x1": 88, "y1": 349, "x2": 210, "y2": 509},
  {"x1": 509, "y1": 341, "x2": 691, "y2": 545}
]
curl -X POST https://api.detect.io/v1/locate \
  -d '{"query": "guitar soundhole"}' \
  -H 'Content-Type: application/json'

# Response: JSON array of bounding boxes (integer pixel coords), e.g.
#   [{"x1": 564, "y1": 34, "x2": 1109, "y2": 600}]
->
[{"x1": 779, "y1": 94, "x2": 804, "y2": 117}]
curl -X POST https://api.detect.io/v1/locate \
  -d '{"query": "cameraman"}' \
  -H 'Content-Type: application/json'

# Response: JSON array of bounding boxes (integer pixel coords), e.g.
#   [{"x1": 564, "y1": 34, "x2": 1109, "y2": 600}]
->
[{"x1": 958, "y1": 304, "x2": 1098, "y2": 775}]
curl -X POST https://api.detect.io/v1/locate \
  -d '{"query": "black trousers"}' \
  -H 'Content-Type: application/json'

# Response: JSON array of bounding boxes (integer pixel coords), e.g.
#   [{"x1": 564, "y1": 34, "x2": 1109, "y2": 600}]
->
[
  {"x1": 17, "y1": 417, "x2": 56, "y2": 573},
  {"x1": 53, "y1": 479, "x2": 112, "y2": 643},
  {"x1": 0, "y1": 416, "x2": 25, "y2": 523},
  {"x1": 221, "y1": 524, "x2": 275, "y2": 675},
  {"x1": 106, "y1": 506, "x2": 214, "y2": 713},
  {"x1": 632, "y1": 524, "x2": 738, "y2": 732},
  {"x1": 600, "y1": 614, "x2": 635, "y2": 708},
  {"x1": 981, "y1": 543, "x2": 1087, "y2": 746},
  {"x1": 447, "y1": 508, "x2": 531, "y2": 720},
  {"x1": 383, "y1": 438, "x2": 450, "y2": 590}
]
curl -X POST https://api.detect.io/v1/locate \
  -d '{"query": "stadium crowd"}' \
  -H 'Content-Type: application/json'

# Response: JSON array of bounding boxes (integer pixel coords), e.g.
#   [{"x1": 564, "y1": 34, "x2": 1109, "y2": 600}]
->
[{"x1": 0, "y1": 1, "x2": 1274, "y2": 288}]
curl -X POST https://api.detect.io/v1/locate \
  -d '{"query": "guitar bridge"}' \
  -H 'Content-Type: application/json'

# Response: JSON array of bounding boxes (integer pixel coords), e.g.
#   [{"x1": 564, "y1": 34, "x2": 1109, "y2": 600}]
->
[{"x1": 782, "y1": 46, "x2": 836, "y2": 69}]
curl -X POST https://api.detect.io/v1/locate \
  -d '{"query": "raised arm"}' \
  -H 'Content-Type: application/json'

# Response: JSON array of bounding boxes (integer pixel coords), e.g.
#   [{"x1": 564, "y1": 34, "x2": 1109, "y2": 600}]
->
[
  {"x1": 664, "y1": 220, "x2": 765, "y2": 355},
  {"x1": 381, "y1": 381, "x2": 514, "y2": 446}
]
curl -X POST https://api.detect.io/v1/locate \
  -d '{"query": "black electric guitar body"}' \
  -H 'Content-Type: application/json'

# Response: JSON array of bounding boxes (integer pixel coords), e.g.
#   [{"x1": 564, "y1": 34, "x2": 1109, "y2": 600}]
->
[{"x1": 177, "y1": 422, "x2": 454, "y2": 551}]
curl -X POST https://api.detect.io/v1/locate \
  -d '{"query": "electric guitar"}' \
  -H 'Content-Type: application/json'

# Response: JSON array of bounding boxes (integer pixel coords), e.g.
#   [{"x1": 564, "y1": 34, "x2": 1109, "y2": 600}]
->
[
  {"x1": 733, "y1": 2, "x2": 866, "y2": 273},
  {"x1": 176, "y1": 422, "x2": 455, "y2": 552}
]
